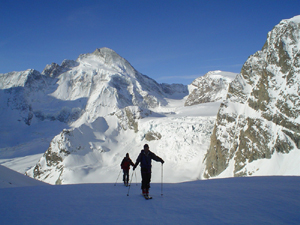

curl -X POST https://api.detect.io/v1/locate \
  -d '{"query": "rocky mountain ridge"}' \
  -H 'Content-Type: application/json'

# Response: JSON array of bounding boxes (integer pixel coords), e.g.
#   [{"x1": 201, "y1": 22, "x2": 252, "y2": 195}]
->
[{"x1": 204, "y1": 16, "x2": 300, "y2": 178}]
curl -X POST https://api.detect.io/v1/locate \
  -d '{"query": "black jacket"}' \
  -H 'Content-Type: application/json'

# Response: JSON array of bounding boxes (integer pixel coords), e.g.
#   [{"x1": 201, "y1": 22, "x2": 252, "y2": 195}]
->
[{"x1": 134, "y1": 150, "x2": 164, "y2": 171}]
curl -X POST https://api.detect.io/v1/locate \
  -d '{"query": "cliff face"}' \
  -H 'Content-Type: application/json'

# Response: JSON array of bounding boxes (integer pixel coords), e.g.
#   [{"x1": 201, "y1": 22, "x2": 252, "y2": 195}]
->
[{"x1": 204, "y1": 16, "x2": 300, "y2": 178}]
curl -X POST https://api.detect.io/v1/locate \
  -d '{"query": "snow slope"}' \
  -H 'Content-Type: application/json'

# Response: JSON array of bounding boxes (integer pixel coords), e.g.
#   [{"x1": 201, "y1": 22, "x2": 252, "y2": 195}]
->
[
  {"x1": 0, "y1": 167, "x2": 299, "y2": 225},
  {"x1": 0, "y1": 165, "x2": 47, "y2": 188}
]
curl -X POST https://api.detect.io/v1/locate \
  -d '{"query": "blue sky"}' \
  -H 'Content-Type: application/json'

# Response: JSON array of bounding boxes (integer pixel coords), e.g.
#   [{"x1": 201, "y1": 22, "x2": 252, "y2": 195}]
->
[{"x1": 1, "y1": 0, "x2": 299, "y2": 84}]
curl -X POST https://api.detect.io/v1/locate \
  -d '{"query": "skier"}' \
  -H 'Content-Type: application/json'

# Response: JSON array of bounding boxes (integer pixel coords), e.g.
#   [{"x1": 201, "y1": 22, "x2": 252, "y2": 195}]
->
[
  {"x1": 120, "y1": 153, "x2": 135, "y2": 186},
  {"x1": 133, "y1": 144, "x2": 164, "y2": 199}
]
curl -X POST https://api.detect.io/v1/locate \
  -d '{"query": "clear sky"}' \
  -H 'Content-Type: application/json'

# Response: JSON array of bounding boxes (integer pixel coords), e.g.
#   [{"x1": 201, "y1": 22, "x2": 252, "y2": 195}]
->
[{"x1": 1, "y1": 0, "x2": 299, "y2": 84}]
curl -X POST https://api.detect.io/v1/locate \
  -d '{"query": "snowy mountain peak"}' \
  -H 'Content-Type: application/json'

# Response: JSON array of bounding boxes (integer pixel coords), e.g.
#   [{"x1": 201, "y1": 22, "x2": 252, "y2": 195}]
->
[
  {"x1": 285, "y1": 15, "x2": 300, "y2": 23},
  {"x1": 91, "y1": 47, "x2": 126, "y2": 65},
  {"x1": 38, "y1": 47, "x2": 178, "y2": 126},
  {"x1": 185, "y1": 70, "x2": 237, "y2": 106},
  {"x1": 75, "y1": 47, "x2": 136, "y2": 78}
]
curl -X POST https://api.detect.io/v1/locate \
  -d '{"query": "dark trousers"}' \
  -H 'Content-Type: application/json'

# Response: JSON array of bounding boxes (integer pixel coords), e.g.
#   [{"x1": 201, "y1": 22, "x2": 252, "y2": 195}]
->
[
  {"x1": 141, "y1": 168, "x2": 151, "y2": 190},
  {"x1": 123, "y1": 170, "x2": 129, "y2": 183}
]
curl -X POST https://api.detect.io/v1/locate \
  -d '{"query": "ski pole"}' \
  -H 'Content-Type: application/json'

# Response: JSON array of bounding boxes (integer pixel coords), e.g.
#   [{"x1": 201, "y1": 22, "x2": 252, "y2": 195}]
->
[
  {"x1": 127, "y1": 170, "x2": 135, "y2": 196},
  {"x1": 114, "y1": 170, "x2": 122, "y2": 186},
  {"x1": 135, "y1": 169, "x2": 138, "y2": 186},
  {"x1": 161, "y1": 163, "x2": 163, "y2": 196}
]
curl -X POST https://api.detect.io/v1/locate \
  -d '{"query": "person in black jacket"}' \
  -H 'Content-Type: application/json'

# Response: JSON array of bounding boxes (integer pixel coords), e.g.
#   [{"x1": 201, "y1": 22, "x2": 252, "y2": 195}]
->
[
  {"x1": 133, "y1": 144, "x2": 164, "y2": 198},
  {"x1": 120, "y1": 153, "x2": 134, "y2": 186}
]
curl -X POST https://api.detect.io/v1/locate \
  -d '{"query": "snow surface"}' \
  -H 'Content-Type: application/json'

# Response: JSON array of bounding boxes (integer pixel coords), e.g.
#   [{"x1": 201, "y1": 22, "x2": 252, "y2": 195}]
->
[
  {"x1": 0, "y1": 166, "x2": 299, "y2": 224},
  {"x1": 205, "y1": 70, "x2": 237, "y2": 80},
  {"x1": 0, "y1": 154, "x2": 43, "y2": 174},
  {"x1": 0, "y1": 165, "x2": 48, "y2": 188},
  {"x1": 288, "y1": 15, "x2": 300, "y2": 23}
]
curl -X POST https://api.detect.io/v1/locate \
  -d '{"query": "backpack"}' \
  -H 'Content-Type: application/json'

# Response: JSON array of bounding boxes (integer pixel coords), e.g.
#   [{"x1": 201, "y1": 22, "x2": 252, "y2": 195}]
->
[{"x1": 121, "y1": 158, "x2": 130, "y2": 170}]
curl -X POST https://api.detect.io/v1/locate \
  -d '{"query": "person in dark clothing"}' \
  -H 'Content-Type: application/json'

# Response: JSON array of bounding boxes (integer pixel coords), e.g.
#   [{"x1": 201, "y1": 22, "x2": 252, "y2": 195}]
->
[
  {"x1": 120, "y1": 153, "x2": 135, "y2": 186},
  {"x1": 133, "y1": 144, "x2": 164, "y2": 198}
]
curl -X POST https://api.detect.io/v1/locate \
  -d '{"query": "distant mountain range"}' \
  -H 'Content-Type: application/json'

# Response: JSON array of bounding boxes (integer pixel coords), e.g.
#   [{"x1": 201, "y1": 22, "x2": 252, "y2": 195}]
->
[{"x1": 0, "y1": 16, "x2": 299, "y2": 184}]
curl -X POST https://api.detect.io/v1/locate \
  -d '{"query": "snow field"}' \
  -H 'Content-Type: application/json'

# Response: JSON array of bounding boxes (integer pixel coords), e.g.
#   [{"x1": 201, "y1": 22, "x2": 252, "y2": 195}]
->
[{"x1": 1, "y1": 174, "x2": 299, "y2": 225}]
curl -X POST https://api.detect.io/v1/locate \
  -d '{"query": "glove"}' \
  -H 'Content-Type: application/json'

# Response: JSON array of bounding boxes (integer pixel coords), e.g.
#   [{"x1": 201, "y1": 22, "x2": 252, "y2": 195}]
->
[{"x1": 161, "y1": 159, "x2": 164, "y2": 164}]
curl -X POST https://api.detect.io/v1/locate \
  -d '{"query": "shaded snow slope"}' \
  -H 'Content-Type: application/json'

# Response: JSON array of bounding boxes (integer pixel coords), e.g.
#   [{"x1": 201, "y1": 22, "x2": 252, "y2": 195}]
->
[
  {"x1": 0, "y1": 176, "x2": 299, "y2": 224},
  {"x1": 0, "y1": 165, "x2": 48, "y2": 188}
]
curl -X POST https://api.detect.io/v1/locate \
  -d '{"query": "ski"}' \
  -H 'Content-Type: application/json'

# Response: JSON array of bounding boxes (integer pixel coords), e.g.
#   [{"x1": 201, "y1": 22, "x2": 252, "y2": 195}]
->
[{"x1": 142, "y1": 194, "x2": 152, "y2": 200}]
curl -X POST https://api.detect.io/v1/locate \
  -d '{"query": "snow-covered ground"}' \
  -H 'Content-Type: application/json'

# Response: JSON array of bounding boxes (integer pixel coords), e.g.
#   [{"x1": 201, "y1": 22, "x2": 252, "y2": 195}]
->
[{"x1": 0, "y1": 165, "x2": 299, "y2": 225}]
